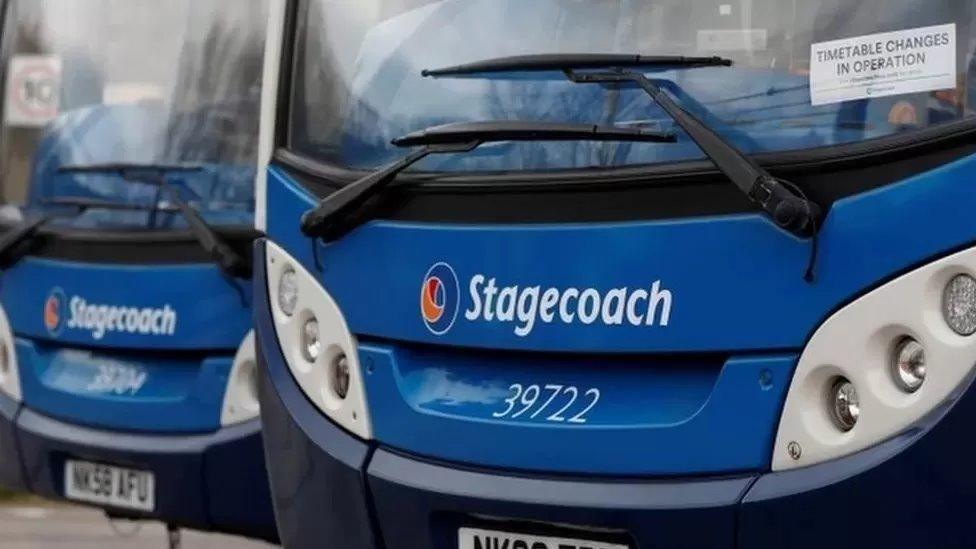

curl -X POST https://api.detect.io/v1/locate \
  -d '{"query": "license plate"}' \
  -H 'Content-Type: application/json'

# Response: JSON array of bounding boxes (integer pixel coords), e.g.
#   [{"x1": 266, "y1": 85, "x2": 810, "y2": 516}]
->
[
  {"x1": 64, "y1": 460, "x2": 155, "y2": 512},
  {"x1": 459, "y1": 527, "x2": 629, "y2": 549}
]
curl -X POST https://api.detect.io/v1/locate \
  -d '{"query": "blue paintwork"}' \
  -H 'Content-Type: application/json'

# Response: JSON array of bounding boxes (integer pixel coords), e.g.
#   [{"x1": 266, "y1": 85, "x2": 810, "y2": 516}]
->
[
  {"x1": 14, "y1": 338, "x2": 231, "y2": 432},
  {"x1": 361, "y1": 342, "x2": 793, "y2": 474},
  {"x1": 1, "y1": 257, "x2": 250, "y2": 350},
  {"x1": 267, "y1": 150, "x2": 976, "y2": 354}
]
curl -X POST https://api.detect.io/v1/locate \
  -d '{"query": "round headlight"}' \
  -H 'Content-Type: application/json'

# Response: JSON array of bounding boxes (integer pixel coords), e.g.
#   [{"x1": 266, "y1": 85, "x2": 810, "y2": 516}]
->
[
  {"x1": 828, "y1": 378, "x2": 859, "y2": 432},
  {"x1": 892, "y1": 338, "x2": 926, "y2": 393},
  {"x1": 300, "y1": 316, "x2": 322, "y2": 363},
  {"x1": 943, "y1": 274, "x2": 976, "y2": 336},
  {"x1": 330, "y1": 353, "x2": 350, "y2": 400},
  {"x1": 277, "y1": 268, "x2": 299, "y2": 317}
]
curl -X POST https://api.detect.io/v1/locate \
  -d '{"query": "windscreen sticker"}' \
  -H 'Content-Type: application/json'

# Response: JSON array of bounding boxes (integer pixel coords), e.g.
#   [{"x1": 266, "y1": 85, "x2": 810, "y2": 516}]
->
[
  {"x1": 810, "y1": 24, "x2": 956, "y2": 106},
  {"x1": 4, "y1": 54, "x2": 62, "y2": 127}
]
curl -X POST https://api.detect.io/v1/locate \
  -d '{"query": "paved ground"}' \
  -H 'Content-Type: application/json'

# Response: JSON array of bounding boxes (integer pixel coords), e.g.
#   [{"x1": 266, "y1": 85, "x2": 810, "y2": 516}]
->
[{"x1": 0, "y1": 502, "x2": 276, "y2": 548}]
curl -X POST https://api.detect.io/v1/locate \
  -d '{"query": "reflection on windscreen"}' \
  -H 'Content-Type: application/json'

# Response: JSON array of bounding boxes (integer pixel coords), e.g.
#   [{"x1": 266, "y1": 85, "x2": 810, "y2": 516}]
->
[
  {"x1": 0, "y1": 0, "x2": 265, "y2": 225},
  {"x1": 290, "y1": 0, "x2": 976, "y2": 173}
]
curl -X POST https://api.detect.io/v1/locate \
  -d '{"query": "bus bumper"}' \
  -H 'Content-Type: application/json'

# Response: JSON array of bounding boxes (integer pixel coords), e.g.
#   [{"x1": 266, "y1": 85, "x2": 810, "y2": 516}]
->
[
  {"x1": 4, "y1": 401, "x2": 276, "y2": 542},
  {"x1": 258, "y1": 314, "x2": 976, "y2": 549}
]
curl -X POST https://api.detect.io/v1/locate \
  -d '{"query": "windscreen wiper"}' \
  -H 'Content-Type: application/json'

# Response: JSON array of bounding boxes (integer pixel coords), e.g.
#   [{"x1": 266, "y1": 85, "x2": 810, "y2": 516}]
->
[
  {"x1": 0, "y1": 197, "x2": 156, "y2": 268},
  {"x1": 40, "y1": 196, "x2": 179, "y2": 213},
  {"x1": 0, "y1": 215, "x2": 58, "y2": 267},
  {"x1": 300, "y1": 120, "x2": 677, "y2": 240},
  {"x1": 58, "y1": 163, "x2": 251, "y2": 278},
  {"x1": 423, "y1": 54, "x2": 821, "y2": 237}
]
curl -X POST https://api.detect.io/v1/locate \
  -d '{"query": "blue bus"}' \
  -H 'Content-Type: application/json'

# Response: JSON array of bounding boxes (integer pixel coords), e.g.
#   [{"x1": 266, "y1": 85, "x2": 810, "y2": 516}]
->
[
  {"x1": 256, "y1": 1, "x2": 976, "y2": 547},
  {"x1": 0, "y1": 0, "x2": 276, "y2": 542}
]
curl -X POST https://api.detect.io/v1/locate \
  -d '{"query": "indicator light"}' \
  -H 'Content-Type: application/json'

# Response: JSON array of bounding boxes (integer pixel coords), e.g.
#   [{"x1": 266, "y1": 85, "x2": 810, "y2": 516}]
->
[{"x1": 0, "y1": 341, "x2": 9, "y2": 377}]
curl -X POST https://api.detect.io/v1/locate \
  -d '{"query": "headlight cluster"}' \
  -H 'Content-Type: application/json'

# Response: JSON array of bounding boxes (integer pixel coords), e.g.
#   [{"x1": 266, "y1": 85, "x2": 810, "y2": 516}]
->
[
  {"x1": 266, "y1": 241, "x2": 372, "y2": 439},
  {"x1": 0, "y1": 305, "x2": 21, "y2": 402},
  {"x1": 220, "y1": 331, "x2": 260, "y2": 426},
  {"x1": 773, "y1": 250, "x2": 976, "y2": 471}
]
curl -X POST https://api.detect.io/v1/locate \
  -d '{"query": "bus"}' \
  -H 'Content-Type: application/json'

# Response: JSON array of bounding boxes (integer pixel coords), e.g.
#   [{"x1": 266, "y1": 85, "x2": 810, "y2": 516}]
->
[
  {"x1": 0, "y1": 0, "x2": 277, "y2": 543},
  {"x1": 256, "y1": 1, "x2": 976, "y2": 547}
]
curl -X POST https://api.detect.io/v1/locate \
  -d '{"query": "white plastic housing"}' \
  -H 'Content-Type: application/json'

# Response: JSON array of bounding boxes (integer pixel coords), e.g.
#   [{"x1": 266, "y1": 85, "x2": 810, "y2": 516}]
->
[
  {"x1": 220, "y1": 331, "x2": 260, "y2": 426},
  {"x1": 0, "y1": 304, "x2": 21, "y2": 402},
  {"x1": 265, "y1": 241, "x2": 372, "y2": 439},
  {"x1": 773, "y1": 245, "x2": 976, "y2": 471}
]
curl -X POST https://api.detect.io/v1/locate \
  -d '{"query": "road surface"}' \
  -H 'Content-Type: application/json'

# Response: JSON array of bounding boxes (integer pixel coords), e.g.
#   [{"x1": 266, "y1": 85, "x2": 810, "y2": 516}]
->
[{"x1": 0, "y1": 502, "x2": 276, "y2": 548}]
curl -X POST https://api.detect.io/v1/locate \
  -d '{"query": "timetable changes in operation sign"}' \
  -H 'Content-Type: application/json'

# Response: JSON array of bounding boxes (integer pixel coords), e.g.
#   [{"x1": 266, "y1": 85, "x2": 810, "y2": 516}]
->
[{"x1": 810, "y1": 24, "x2": 957, "y2": 106}]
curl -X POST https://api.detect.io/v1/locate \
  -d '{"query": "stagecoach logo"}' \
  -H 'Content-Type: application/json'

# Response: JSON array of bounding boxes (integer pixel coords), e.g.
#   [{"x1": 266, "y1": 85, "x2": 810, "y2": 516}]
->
[
  {"x1": 420, "y1": 262, "x2": 460, "y2": 335},
  {"x1": 43, "y1": 288, "x2": 178, "y2": 340},
  {"x1": 44, "y1": 287, "x2": 66, "y2": 336},
  {"x1": 420, "y1": 263, "x2": 674, "y2": 337}
]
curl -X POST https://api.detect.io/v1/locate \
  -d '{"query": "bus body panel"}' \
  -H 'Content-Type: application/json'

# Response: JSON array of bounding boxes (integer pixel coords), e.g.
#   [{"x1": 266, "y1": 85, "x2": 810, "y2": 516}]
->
[
  {"x1": 255, "y1": 242, "x2": 976, "y2": 548},
  {"x1": 265, "y1": 153, "x2": 976, "y2": 354},
  {"x1": 2, "y1": 258, "x2": 250, "y2": 350}
]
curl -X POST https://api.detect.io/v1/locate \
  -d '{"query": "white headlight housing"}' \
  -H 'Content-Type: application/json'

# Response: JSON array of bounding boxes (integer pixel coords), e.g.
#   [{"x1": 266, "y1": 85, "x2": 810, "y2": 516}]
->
[
  {"x1": 220, "y1": 331, "x2": 260, "y2": 426},
  {"x1": 265, "y1": 241, "x2": 372, "y2": 439},
  {"x1": 0, "y1": 304, "x2": 21, "y2": 402},
  {"x1": 773, "y1": 246, "x2": 976, "y2": 471}
]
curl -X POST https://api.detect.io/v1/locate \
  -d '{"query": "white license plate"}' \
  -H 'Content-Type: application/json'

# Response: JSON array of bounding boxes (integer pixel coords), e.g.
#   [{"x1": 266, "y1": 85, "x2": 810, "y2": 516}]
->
[
  {"x1": 64, "y1": 460, "x2": 155, "y2": 512},
  {"x1": 459, "y1": 527, "x2": 629, "y2": 549}
]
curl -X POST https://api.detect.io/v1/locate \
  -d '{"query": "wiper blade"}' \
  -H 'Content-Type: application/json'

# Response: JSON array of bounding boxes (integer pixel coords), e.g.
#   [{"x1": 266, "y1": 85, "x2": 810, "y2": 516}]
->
[
  {"x1": 422, "y1": 53, "x2": 732, "y2": 77},
  {"x1": 393, "y1": 121, "x2": 675, "y2": 147},
  {"x1": 300, "y1": 120, "x2": 676, "y2": 240},
  {"x1": 59, "y1": 164, "x2": 251, "y2": 279},
  {"x1": 40, "y1": 196, "x2": 179, "y2": 213},
  {"x1": 60, "y1": 163, "x2": 205, "y2": 175},
  {"x1": 424, "y1": 55, "x2": 821, "y2": 237}
]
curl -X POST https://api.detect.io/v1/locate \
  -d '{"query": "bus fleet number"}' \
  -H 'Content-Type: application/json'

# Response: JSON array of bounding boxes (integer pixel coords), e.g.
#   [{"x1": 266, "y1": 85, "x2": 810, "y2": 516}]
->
[{"x1": 492, "y1": 384, "x2": 601, "y2": 424}]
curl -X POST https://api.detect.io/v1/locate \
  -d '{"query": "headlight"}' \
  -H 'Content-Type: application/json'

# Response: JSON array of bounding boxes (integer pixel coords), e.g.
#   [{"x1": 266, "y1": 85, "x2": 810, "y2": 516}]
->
[
  {"x1": 773, "y1": 249, "x2": 976, "y2": 471},
  {"x1": 301, "y1": 316, "x2": 322, "y2": 363},
  {"x1": 943, "y1": 274, "x2": 976, "y2": 335},
  {"x1": 891, "y1": 338, "x2": 926, "y2": 393},
  {"x1": 827, "y1": 378, "x2": 859, "y2": 431},
  {"x1": 330, "y1": 353, "x2": 350, "y2": 400},
  {"x1": 0, "y1": 304, "x2": 21, "y2": 402},
  {"x1": 277, "y1": 267, "x2": 299, "y2": 317},
  {"x1": 265, "y1": 241, "x2": 372, "y2": 439},
  {"x1": 220, "y1": 331, "x2": 260, "y2": 426}
]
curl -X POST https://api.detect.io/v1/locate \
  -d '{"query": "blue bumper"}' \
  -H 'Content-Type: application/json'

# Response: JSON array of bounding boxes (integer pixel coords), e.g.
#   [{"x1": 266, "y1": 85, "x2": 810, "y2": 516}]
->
[
  {"x1": 0, "y1": 393, "x2": 277, "y2": 542},
  {"x1": 258, "y1": 300, "x2": 976, "y2": 549}
]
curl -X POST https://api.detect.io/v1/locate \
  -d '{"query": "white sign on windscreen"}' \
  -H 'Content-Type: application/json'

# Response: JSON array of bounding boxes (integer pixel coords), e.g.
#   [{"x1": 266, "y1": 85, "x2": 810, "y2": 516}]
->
[
  {"x1": 810, "y1": 24, "x2": 956, "y2": 106},
  {"x1": 5, "y1": 55, "x2": 62, "y2": 127}
]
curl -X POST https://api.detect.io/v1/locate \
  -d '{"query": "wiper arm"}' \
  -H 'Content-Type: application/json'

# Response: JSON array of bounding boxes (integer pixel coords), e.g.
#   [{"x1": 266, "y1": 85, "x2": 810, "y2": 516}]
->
[
  {"x1": 424, "y1": 54, "x2": 821, "y2": 237},
  {"x1": 300, "y1": 120, "x2": 677, "y2": 240},
  {"x1": 0, "y1": 214, "x2": 58, "y2": 267},
  {"x1": 58, "y1": 163, "x2": 251, "y2": 279},
  {"x1": 0, "y1": 196, "x2": 186, "y2": 267}
]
